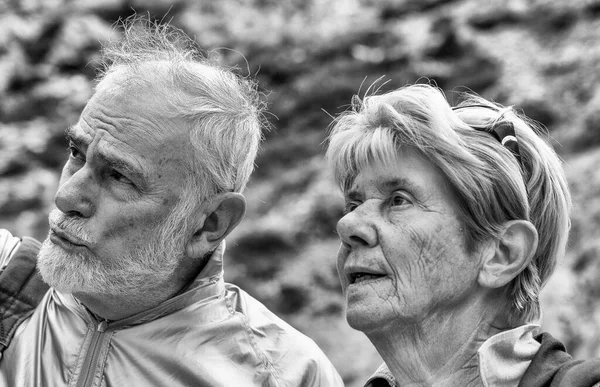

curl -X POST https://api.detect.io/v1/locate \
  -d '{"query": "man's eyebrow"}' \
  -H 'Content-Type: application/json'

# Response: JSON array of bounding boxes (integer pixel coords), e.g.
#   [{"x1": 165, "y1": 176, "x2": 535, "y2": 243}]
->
[
  {"x1": 96, "y1": 148, "x2": 148, "y2": 182},
  {"x1": 65, "y1": 126, "x2": 89, "y2": 148},
  {"x1": 65, "y1": 126, "x2": 148, "y2": 182}
]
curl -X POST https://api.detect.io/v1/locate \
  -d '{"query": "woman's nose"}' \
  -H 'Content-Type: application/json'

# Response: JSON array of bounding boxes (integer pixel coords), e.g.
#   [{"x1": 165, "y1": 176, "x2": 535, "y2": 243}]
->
[{"x1": 336, "y1": 205, "x2": 377, "y2": 248}]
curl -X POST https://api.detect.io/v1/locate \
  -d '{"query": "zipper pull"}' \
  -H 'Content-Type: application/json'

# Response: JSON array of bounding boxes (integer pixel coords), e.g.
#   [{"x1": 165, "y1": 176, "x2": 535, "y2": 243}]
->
[{"x1": 97, "y1": 320, "x2": 108, "y2": 332}]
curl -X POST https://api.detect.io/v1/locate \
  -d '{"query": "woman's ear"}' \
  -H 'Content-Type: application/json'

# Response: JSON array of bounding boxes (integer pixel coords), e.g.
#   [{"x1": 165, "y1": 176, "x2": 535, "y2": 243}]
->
[
  {"x1": 185, "y1": 192, "x2": 246, "y2": 260},
  {"x1": 478, "y1": 220, "x2": 539, "y2": 289}
]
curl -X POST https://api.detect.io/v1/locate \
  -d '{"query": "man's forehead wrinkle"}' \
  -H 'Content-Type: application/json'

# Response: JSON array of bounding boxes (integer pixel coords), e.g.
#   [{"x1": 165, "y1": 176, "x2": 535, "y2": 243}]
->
[
  {"x1": 90, "y1": 104, "x2": 155, "y2": 136},
  {"x1": 84, "y1": 103, "x2": 173, "y2": 157}
]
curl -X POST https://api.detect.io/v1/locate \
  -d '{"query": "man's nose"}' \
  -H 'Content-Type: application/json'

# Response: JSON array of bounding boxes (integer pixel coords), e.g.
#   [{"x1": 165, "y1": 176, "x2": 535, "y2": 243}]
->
[
  {"x1": 54, "y1": 166, "x2": 97, "y2": 218},
  {"x1": 336, "y1": 204, "x2": 377, "y2": 248}
]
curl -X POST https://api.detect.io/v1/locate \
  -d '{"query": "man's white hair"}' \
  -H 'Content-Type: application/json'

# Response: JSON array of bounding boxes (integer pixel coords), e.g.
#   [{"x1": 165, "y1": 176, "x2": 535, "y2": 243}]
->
[{"x1": 97, "y1": 16, "x2": 265, "y2": 200}]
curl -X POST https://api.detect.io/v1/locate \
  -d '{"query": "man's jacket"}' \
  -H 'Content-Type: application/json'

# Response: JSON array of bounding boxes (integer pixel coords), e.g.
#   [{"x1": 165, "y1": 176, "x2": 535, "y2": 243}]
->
[{"x1": 0, "y1": 236, "x2": 343, "y2": 387}]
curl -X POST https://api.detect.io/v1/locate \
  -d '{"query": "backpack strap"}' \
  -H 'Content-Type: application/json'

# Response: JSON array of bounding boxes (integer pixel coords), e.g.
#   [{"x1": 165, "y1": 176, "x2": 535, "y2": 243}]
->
[{"x1": 0, "y1": 237, "x2": 49, "y2": 353}]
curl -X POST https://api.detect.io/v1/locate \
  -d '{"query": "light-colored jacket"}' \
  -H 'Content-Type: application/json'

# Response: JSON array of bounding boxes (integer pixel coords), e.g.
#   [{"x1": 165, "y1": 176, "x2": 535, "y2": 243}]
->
[{"x1": 0, "y1": 237, "x2": 343, "y2": 387}]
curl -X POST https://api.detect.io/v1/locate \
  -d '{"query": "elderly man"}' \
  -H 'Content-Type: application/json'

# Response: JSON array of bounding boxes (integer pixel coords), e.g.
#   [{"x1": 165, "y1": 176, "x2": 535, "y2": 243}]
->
[
  {"x1": 0, "y1": 19, "x2": 343, "y2": 386},
  {"x1": 326, "y1": 84, "x2": 600, "y2": 386}
]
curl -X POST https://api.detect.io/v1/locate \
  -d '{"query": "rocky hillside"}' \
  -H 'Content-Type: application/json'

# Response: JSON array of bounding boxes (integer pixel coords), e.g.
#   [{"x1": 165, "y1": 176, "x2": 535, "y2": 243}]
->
[{"x1": 1, "y1": 0, "x2": 600, "y2": 385}]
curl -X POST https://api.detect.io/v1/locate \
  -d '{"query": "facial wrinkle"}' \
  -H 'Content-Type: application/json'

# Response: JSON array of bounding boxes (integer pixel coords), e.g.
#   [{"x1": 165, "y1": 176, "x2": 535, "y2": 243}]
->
[
  {"x1": 415, "y1": 231, "x2": 436, "y2": 269},
  {"x1": 367, "y1": 220, "x2": 406, "y2": 323},
  {"x1": 82, "y1": 107, "x2": 116, "y2": 133},
  {"x1": 379, "y1": 227, "x2": 404, "y2": 296},
  {"x1": 87, "y1": 107, "x2": 150, "y2": 148},
  {"x1": 370, "y1": 280, "x2": 407, "y2": 331},
  {"x1": 86, "y1": 98, "x2": 166, "y2": 152}
]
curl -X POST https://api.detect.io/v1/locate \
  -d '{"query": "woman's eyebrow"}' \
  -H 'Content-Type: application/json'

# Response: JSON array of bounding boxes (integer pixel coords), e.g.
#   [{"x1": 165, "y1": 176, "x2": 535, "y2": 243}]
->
[
  {"x1": 380, "y1": 177, "x2": 419, "y2": 192},
  {"x1": 345, "y1": 177, "x2": 422, "y2": 199},
  {"x1": 344, "y1": 189, "x2": 362, "y2": 202}
]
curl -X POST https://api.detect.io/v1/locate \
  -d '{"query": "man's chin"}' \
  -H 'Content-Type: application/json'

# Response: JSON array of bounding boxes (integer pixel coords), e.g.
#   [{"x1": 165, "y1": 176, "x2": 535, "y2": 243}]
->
[{"x1": 37, "y1": 238, "x2": 87, "y2": 294}]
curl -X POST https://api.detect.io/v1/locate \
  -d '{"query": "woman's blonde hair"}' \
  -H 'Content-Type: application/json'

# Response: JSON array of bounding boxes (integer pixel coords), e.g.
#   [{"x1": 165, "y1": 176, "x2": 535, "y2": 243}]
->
[{"x1": 326, "y1": 83, "x2": 571, "y2": 326}]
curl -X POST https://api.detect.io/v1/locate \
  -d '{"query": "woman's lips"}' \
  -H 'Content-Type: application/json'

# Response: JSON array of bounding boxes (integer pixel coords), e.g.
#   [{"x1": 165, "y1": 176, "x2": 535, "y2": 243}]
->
[{"x1": 352, "y1": 273, "x2": 385, "y2": 284}]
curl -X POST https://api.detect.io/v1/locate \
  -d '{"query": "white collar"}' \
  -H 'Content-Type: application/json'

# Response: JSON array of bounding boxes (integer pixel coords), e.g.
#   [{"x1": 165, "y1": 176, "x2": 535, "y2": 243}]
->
[{"x1": 477, "y1": 324, "x2": 541, "y2": 387}]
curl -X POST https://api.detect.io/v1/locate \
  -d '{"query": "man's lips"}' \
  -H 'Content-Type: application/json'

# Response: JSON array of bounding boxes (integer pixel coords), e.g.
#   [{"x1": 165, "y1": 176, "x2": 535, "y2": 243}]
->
[{"x1": 50, "y1": 227, "x2": 89, "y2": 248}]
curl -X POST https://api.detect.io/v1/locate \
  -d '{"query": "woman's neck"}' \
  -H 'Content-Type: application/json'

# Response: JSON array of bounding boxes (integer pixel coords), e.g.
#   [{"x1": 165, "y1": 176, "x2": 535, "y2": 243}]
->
[{"x1": 366, "y1": 300, "x2": 506, "y2": 387}]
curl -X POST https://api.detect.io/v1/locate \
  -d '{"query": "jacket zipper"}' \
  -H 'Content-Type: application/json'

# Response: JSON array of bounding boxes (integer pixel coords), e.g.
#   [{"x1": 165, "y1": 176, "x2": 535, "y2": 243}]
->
[{"x1": 75, "y1": 319, "x2": 109, "y2": 387}]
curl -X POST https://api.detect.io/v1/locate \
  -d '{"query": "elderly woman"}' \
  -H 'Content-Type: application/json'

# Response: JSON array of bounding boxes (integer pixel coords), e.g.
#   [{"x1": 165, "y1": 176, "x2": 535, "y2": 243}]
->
[{"x1": 326, "y1": 84, "x2": 600, "y2": 386}]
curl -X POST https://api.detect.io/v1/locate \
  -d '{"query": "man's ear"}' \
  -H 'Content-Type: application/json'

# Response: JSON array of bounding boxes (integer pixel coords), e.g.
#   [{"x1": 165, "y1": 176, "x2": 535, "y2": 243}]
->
[
  {"x1": 478, "y1": 220, "x2": 539, "y2": 289},
  {"x1": 185, "y1": 192, "x2": 246, "y2": 260}
]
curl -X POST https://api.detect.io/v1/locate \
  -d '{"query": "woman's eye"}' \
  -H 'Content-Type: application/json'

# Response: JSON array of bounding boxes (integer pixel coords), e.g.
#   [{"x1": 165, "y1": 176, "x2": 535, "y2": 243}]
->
[
  {"x1": 391, "y1": 193, "x2": 409, "y2": 207},
  {"x1": 344, "y1": 202, "x2": 359, "y2": 214}
]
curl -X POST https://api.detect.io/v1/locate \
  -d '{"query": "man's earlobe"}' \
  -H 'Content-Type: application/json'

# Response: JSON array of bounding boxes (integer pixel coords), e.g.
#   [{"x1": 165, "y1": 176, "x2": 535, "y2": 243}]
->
[
  {"x1": 478, "y1": 220, "x2": 539, "y2": 289},
  {"x1": 185, "y1": 193, "x2": 246, "y2": 260}
]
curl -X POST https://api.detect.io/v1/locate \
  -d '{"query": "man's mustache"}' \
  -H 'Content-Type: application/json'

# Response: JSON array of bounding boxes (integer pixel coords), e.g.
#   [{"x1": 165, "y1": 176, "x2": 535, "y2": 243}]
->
[{"x1": 48, "y1": 209, "x2": 94, "y2": 245}]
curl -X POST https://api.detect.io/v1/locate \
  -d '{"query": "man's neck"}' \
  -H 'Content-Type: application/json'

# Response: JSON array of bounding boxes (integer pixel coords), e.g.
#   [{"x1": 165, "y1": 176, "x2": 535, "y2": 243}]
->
[
  {"x1": 366, "y1": 300, "x2": 505, "y2": 387},
  {"x1": 73, "y1": 281, "x2": 182, "y2": 321},
  {"x1": 72, "y1": 252, "x2": 214, "y2": 321}
]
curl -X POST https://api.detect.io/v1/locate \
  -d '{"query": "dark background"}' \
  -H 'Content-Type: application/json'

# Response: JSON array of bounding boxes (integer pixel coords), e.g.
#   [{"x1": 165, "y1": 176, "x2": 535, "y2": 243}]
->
[{"x1": 1, "y1": 0, "x2": 600, "y2": 385}]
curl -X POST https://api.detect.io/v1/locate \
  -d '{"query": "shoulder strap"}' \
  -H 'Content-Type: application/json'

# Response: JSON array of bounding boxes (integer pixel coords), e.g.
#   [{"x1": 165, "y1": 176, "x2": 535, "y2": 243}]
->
[{"x1": 0, "y1": 237, "x2": 49, "y2": 353}]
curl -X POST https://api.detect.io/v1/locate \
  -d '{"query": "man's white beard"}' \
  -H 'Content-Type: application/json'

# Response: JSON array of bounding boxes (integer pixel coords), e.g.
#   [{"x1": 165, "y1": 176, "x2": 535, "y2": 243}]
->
[{"x1": 37, "y1": 207, "x2": 188, "y2": 298}]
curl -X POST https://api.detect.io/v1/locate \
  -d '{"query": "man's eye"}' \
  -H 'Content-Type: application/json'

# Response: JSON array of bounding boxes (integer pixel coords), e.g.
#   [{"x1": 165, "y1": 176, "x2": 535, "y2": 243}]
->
[
  {"x1": 110, "y1": 170, "x2": 133, "y2": 185},
  {"x1": 68, "y1": 145, "x2": 84, "y2": 161}
]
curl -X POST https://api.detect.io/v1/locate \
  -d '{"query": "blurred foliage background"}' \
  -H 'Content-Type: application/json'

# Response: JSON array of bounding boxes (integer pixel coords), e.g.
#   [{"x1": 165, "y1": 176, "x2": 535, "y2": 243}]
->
[{"x1": 1, "y1": 0, "x2": 600, "y2": 385}]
